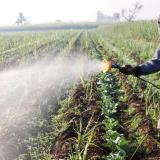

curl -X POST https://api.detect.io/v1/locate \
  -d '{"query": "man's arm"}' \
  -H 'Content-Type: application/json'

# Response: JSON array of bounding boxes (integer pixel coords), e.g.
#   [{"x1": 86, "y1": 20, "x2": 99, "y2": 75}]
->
[
  {"x1": 139, "y1": 47, "x2": 160, "y2": 75},
  {"x1": 119, "y1": 47, "x2": 160, "y2": 76}
]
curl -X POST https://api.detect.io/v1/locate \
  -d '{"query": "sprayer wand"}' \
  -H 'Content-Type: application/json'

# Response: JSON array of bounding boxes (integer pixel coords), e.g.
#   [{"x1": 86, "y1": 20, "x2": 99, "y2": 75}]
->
[
  {"x1": 114, "y1": 63, "x2": 160, "y2": 89},
  {"x1": 102, "y1": 60, "x2": 160, "y2": 89}
]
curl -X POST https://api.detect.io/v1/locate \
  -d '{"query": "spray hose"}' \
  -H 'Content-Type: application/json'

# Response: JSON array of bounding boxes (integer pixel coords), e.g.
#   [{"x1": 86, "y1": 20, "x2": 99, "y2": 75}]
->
[
  {"x1": 136, "y1": 76, "x2": 160, "y2": 90},
  {"x1": 112, "y1": 63, "x2": 160, "y2": 89},
  {"x1": 102, "y1": 60, "x2": 160, "y2": 90}
]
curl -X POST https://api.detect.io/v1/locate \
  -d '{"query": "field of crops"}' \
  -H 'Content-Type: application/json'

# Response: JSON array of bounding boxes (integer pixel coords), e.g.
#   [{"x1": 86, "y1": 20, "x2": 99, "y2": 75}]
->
[{"x1": 0, "y1": 21, "x2": 160, "y2": 160}]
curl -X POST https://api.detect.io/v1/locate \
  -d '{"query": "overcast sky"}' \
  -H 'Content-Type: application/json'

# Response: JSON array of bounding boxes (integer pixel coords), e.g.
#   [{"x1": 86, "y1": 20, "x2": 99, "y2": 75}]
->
[{"x1": 0, "y1": 0, "x2": 159, "y2": 26}]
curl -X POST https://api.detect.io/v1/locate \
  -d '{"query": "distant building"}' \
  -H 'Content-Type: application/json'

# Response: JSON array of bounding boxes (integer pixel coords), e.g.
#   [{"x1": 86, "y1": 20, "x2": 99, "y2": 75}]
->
[
  {"x1": 55, "y1": 19, "x2": 62, "y2": 22},
  {"x1": 96, "y1": 11, "x2": 120, "y2": 22}
]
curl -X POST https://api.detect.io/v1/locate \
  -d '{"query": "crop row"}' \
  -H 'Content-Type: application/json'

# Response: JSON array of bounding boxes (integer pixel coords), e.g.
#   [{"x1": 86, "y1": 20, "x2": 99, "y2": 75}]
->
[{"x1": 88, "y1": 22, "x2": 160, "y2": 159}]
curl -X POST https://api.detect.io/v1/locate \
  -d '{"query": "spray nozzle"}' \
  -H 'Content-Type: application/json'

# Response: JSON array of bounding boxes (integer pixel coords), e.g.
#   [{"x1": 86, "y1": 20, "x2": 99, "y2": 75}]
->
[
  {"x1": 102, "y1": 60, "x2": 119, "y2": 72},
  {"x1": 111, "y1": 63, "x2": 119, "y2": 69}
]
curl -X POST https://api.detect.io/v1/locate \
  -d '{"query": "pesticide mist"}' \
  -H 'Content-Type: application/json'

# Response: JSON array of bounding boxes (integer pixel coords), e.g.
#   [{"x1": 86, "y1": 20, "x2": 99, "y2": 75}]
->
[
  {"x1": 0, "y1": 54, "x2": 102, "y2": 120},
  {"x1": 0, "y1": 54, "x2": 102, "y2": 159}
]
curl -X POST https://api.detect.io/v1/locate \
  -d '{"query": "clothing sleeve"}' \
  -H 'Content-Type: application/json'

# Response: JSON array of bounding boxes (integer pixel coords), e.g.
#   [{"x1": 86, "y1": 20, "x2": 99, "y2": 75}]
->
[{"x1": 138, "y1": 47, "x2": 160, "y2": 75}]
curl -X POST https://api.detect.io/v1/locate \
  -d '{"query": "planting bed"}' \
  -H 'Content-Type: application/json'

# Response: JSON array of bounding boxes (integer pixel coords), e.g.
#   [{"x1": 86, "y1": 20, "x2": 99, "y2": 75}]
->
[{"x1": 0, "y1": 21, "x2": 159, "y2": 159}]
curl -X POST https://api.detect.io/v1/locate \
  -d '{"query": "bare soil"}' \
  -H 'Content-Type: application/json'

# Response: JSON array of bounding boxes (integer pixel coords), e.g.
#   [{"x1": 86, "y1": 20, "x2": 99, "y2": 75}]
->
[{"x1": 51, "y1": 79, "x2": 109, "y2": 159}]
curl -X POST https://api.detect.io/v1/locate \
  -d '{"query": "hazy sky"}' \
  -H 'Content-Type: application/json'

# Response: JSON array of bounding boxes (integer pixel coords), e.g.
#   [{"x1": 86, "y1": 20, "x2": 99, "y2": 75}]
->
[{"x1": 0, "y1": 0, "x2": 159, "y2": 26}]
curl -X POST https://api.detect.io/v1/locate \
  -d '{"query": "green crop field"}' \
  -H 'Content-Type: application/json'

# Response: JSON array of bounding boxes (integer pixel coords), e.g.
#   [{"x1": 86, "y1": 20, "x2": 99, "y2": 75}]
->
[{"x1": 0, "y1": 21, "x2": 159, "y2": 160}]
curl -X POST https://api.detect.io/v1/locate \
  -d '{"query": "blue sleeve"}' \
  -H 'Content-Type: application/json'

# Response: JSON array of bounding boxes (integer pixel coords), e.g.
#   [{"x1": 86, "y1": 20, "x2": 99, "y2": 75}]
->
[{"x1": 139, "y1": 47, "x2": 160, "y2": 75}]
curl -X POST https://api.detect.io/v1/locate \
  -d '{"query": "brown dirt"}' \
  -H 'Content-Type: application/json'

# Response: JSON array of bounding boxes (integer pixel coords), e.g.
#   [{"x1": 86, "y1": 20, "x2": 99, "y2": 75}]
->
[{"x1": 51, "y1": 79, "x2": 108, "y2": 159}]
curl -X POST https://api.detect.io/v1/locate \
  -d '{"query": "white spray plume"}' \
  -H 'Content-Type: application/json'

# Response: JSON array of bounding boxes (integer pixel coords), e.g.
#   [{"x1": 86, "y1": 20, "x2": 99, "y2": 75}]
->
[
  {"x1": 0, "y1": 54, "x2": 103, "y2": 158},
  {"x1": 0, "y1": 54, "x2": 102, "y2": 127}
]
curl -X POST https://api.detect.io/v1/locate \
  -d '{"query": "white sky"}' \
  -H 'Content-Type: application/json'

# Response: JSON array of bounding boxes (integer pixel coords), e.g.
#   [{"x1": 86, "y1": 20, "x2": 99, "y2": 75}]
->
[{"x1": 0, "y1": 0, "x2": 159, "y2": 26}]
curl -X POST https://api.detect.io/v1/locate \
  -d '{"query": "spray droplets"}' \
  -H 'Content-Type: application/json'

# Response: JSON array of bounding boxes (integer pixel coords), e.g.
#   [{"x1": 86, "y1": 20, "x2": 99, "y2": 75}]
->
[{"x1": 0, "y1": 55, "x2": 102, "y2": 121}]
